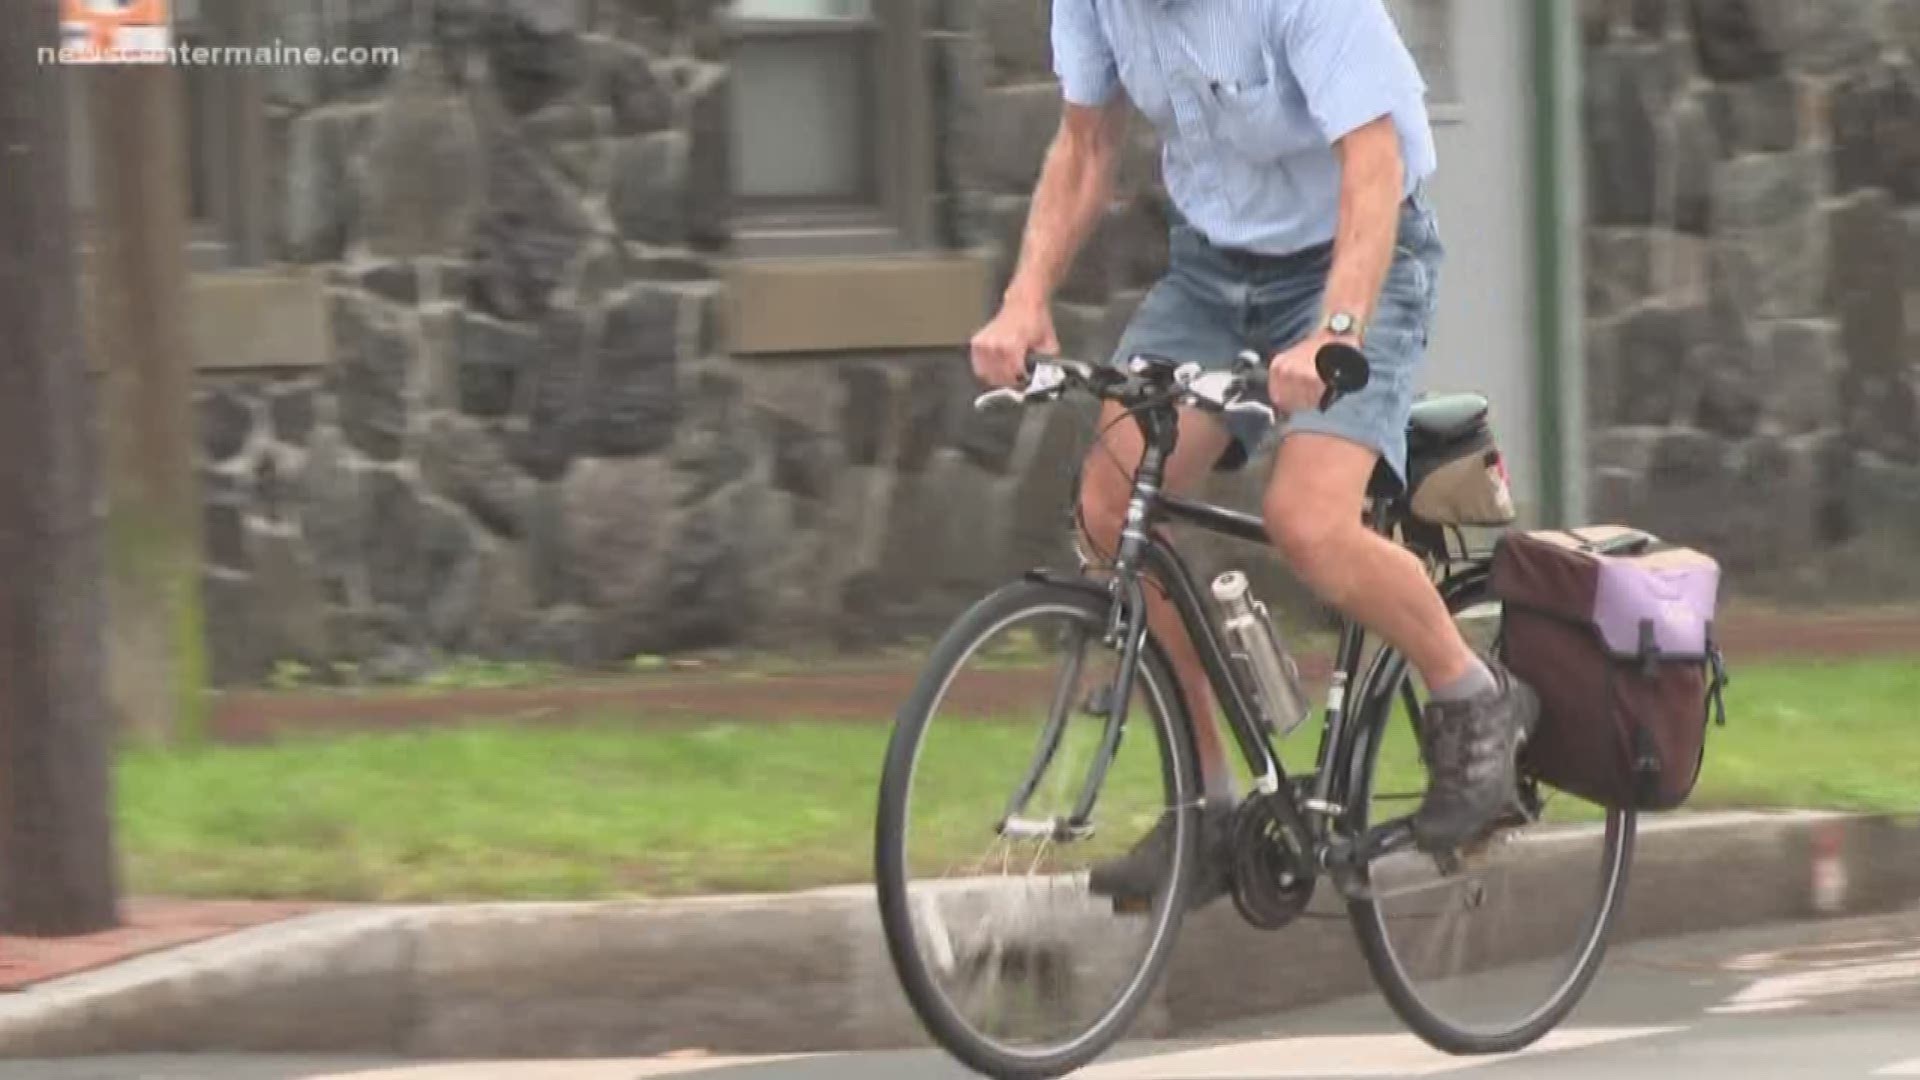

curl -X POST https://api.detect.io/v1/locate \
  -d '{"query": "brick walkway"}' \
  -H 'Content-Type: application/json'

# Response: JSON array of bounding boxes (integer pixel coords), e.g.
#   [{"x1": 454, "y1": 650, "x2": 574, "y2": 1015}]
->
[{"x1": 0, "y1": 900, "x2": 325, "y2": 993}]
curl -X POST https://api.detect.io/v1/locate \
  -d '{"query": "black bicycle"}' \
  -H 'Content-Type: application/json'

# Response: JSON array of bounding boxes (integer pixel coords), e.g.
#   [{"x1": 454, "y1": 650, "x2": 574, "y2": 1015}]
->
[{"x1": 874, "y1": 348, "x2": 1636, "y2": 1080}]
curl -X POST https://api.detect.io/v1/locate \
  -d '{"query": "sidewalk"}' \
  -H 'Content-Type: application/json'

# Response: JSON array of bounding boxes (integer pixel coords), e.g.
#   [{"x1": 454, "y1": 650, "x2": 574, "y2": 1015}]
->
[{"x1": 4, "y1": 813, "x2": 1919, "y2": 1059}]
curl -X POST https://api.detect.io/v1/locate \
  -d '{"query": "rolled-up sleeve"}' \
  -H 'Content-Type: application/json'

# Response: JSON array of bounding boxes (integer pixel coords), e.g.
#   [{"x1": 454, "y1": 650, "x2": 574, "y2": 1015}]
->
[
  {"x1": 1283, "y1": 0, "x2": 1427, "y2": 144},
  {"x1": 1052, "y1": 0, "x2": 1118, "y2": 107}
]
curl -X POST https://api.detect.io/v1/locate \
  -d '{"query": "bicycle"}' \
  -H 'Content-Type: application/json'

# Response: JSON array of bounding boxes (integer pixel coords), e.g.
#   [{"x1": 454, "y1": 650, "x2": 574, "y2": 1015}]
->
[{"x1": 874, "y1": 347, "x2": 1636, "y2": 1080}]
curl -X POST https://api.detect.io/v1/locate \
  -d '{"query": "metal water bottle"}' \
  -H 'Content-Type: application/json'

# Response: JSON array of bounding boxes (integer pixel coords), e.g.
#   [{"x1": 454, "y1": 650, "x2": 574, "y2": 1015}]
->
[{"x1": 1211, "y1": 571, "x2": 1310, "y2": 737}]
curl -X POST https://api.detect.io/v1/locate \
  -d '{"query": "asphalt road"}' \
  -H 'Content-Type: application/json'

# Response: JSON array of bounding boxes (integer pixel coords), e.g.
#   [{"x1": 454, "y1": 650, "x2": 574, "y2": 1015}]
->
[{"x1": 7, "y1": 907, "x2": 1918, "y2": 1080}]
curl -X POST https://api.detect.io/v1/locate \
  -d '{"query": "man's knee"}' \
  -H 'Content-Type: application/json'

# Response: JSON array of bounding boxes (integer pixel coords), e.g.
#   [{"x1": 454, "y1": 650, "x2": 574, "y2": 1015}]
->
[
  {"x1": 1262, "y1": 489, "x2": 1350, "y2": 580},
  {"x1": 1078, "y1": 471, "x2": 1130, "y2": 553}
]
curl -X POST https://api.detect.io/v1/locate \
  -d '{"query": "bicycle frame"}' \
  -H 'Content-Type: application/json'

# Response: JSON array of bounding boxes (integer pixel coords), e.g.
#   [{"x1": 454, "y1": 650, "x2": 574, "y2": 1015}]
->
[{"x1": 1004, "y1": 399, "x2": 1483, "y2": 884}]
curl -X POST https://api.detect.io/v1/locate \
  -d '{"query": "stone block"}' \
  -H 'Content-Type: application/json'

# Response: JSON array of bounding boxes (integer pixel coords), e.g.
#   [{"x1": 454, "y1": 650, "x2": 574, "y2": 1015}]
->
[
  {"x1": 1711, "y1": 150, "x2": 1824, "y2": 232},
  {"x1": 453, "y1": 310, "x2": 537, "y2": 419},
  {"x1": 329, "y1": 292, "x2": 415, "y2": 462},
  {"x1": 609, "y1": 132, "x2": 691, "y2": 246},
  {"x1": 1669, "y1": 96, "x2": 1719, "y2": 236},
  {"x1": 484, "y1": 1, "x2": 587, "y2": 115},
  {"x1": 586, "y1": 288, "x2": 681, "y2": 457},
  {"x1": 1709, "y1": 215, "x2": 1829, "y2": 321},
  {"x1": 1693, "y1": 343, "x2": 1764, "y2": 438},
  {"x1": 1760, "y1": 319, "x2": 1845, "y2": 434},
  {"x1": 360, "y1": 60, "x2": 483, "y2": 260},
  {"x1": 204, "y1": 501, "x2": 249, "y2": 574},
  {"x1": 251, "y1": 526, "x2": 331, "y2": 666},
  {"x1": 979, "y1": 0, "x2": 1052, "y2": 82},
  {"x1": 286, "y1": 106, "x2": 374, "y2": 263},
  {"x1": 669, "y1": 367, "x2": 756, "y2": 508},
  {"x1": 1584, "y1": 46, "x2": 1663, "y2": 226},
  {"x1": 1699, "y1": 77, "x2": 1800, "y2": 155},
  {"x1": 1826, "y1": 190, "x2": 1909, "y2": 379},
  {"x1": 1604, "y1": 303, "x2": 1711, "y2": 425},
  {"x1": 684, "y1": 64, "x2": 733, "y2": 248},
  {"x1": 1777, "y1": 2, "x2": 1882, "y2": 78},
  {"x1": 299, "y1": 428, "x2": 368, "y2": 602},
  {"x1": 839, "y1": 364, "x2": 894, "y2": 468},
  {"x1": 269, "y1": 381, "x2": 319, "y2": 446},
  {"x1": 421, "y1": 413, "x2": 532, "y2": 538},
  {"x1": 466, "y1": 123, "x2": 591, "y2": 322},
  {"x1": 198, "y1": 386, "x2": 257, "y2": 463},
  {"x1": 1829, "y1": 60, "x2": 1920, "y2": 206},
  {"x1": 588, "y1": 37, "x2": 672, "y2": 135},
  {"x1": 980, "y1": 84, "x2": 1062, "y2": 194},
  {"x1": 559, "y1": 454, "x2": 674, "y2": 624},
  {"x1": 1686, "y1": 0, "x2": 1784, "y2": 83}
]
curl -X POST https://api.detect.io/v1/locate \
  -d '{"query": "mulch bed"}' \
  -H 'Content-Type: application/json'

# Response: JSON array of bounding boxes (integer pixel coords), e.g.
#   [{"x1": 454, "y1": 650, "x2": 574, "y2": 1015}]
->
[{"x1": 204, "y1": 612, "x2": 1920, "y2": 743}]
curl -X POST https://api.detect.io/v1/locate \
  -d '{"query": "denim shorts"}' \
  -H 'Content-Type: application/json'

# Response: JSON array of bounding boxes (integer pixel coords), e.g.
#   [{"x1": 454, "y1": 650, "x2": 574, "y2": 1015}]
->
[{"x1": 1109, "y1": 187, "x2": 1445, "y2": 487}]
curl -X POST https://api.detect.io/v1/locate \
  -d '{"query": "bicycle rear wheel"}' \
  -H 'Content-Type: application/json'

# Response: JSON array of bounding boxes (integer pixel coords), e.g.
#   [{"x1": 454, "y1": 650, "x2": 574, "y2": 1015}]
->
[
  {"x1": 1346, "y1": 572, "x2": 1636, "y2": 1055},
  {"x1": 875, "y1": 580, "x2": 1200, "y2": 1080}
]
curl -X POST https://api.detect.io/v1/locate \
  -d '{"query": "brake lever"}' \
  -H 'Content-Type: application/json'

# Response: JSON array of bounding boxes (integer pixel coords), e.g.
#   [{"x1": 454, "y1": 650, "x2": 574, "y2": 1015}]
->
[
  {"x1": 973, "y1": 359, "x2": 1075, "y2": 411},
  {"x1": 1226, "y1": 400, "x2": 1276, "y2": 424}
]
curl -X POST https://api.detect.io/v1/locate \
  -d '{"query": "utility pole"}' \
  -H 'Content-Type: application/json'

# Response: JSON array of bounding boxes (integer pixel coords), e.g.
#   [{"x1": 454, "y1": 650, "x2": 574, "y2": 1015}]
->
[
  {"x1": 84, "y1": 10, "x2": 206, "y2": 743},
  {"x1": 0, "y1": 0, "x2": 123, "y2": 935}
]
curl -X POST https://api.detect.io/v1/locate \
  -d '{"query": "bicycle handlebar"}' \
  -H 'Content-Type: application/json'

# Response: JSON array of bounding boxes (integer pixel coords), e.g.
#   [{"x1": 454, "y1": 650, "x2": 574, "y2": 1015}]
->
[{"x1": 975, "y1": 343, "x2": 1373, "y2": 418}]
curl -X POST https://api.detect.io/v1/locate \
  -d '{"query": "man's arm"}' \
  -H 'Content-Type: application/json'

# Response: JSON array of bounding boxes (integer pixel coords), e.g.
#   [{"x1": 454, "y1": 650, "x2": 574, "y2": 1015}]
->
[
  {"x1": 971, "y1": 100, "x2": 1128, "y2": 387},
  {"x1": 1323, "y1": 115, "x2": 1406, "y2": 338},
  {"x1": 1005, "y1": 102, "x2": 1128, "y2": 311}
]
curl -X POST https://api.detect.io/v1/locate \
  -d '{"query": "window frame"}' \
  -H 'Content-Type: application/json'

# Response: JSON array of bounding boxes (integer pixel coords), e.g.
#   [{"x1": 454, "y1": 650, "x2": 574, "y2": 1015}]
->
[
  {"x1": 176, "y1": 0, "x2": 269, "y2": 268},
  {"x1": 726, "y1": 3, "x2": 934, "y2": 259}
]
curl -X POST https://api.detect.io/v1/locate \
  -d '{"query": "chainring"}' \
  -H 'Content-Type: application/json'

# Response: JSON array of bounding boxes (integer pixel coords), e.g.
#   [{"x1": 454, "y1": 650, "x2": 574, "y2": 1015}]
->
[{"x1": 1228, "y1": 794, "x2": 1317, "y2": 931}]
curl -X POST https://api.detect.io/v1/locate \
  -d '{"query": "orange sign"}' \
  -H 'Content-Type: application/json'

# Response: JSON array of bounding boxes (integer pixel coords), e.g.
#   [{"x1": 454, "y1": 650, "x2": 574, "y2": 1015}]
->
[{"x1": 60, "y1": 0, "x2": 173, "y2": 61}]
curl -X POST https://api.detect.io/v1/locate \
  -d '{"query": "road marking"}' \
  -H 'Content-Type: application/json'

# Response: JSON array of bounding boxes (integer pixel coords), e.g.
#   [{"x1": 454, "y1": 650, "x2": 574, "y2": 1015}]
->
[
  {"x1": 1710, "y1": 950, "x2": 1920, "y2": 1016},
  {"x1": 325, "y1": 1057, "x2": 820, "y2": 1080},
  {"x1": 1078, "y1": 1026, "x2": 1683, "y2": 1079}
]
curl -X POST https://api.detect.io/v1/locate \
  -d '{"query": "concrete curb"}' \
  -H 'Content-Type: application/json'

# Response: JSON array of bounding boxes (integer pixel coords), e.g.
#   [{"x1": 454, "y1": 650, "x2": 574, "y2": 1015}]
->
[{"x1": 3, "y1": 811, "x2": 1917, "y2": 1059}]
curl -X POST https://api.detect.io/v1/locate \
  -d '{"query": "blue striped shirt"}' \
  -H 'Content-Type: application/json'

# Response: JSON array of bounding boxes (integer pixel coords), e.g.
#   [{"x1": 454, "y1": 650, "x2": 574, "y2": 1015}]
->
[{"x1": 1053, "y1": 0, "x2": 1437, "y2": 256}]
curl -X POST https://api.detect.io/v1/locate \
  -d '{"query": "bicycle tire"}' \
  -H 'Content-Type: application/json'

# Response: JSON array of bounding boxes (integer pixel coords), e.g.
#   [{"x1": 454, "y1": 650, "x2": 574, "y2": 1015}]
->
[
  {"x1": 875, "y1": 579, "x2": 1202, "y2": 1080},
  {"x1": 1344, "y1": 572, "x2": 1637, "y2": 1056}
]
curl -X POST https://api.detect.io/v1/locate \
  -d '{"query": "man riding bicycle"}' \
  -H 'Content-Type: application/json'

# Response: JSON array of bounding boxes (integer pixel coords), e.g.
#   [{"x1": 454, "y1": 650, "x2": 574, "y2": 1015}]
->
[{"x1": 969, "y1": 0, "x2": 1539, "y2": 907}]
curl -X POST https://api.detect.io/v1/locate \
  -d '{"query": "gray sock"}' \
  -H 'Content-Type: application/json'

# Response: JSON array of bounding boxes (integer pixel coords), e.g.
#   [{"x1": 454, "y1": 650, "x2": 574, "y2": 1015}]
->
[{"x1": 1431, "y1": 656, "x2": 1497, "y2": 704}]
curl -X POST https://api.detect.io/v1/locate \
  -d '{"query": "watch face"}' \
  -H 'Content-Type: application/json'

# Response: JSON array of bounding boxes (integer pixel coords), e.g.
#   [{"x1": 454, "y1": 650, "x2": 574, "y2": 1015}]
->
[{"x1": 1328, "y1": 313, "x2": 1356, "y2": 336}]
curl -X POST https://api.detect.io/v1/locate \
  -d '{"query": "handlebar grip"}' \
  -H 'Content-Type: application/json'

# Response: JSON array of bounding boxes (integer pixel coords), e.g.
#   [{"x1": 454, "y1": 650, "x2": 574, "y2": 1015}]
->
[{"x1": 1314, "y1": 342, "x2": 1371, "y2": 412}]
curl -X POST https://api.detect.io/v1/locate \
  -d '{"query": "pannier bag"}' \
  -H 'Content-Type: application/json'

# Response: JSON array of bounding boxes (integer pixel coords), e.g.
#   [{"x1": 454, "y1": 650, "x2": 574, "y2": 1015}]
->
[
  {"x1": 1405, "y1": 395, "x2": 1519, "y2": 528},
  {"x1": 1490, "y1": 526, "x2": 1730, "y2": 812}
]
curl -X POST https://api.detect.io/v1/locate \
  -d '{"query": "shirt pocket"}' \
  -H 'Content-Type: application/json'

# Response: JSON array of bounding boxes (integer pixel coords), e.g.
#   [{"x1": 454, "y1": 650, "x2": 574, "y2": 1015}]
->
[{"x1": 1195, "y1": 60, "x2": 1320, "y2": 164}]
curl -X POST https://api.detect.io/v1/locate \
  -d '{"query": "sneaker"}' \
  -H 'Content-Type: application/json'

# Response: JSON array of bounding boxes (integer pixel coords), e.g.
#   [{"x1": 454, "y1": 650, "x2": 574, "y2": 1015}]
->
[
  {"x1": 1088, "y1": 801, "x2": 1233, "y2": 913},
  {"x1": 1410, "y1": 659, "x2": 1541, "y2": 856}
]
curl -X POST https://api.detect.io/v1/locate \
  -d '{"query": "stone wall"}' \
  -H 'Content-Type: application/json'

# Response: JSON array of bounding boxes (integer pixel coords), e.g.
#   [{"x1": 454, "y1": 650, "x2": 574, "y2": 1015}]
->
[
  {"x1": 196, "y1": 0, "x2": 1200, "y2": 685},
  {"x1": 1582, "y1": 0, "x2": 1920, "y2": 595}
]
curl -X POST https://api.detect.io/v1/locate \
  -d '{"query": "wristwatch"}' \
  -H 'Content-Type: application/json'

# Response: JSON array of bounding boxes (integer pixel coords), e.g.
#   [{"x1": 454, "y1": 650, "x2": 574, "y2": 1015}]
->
[{"x1": 1325, "y1": 311, "x2": 1363, "y2": 340}]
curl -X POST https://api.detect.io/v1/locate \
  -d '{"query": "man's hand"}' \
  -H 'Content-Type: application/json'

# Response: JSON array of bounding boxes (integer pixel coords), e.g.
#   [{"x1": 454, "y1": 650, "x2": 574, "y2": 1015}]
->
[
  {"x1": 1268, "y1": 331, "x2": 1349, "y2": 414},
  {"x1": 970, "y1": 300, "x2": 1060, "y2": 389}
]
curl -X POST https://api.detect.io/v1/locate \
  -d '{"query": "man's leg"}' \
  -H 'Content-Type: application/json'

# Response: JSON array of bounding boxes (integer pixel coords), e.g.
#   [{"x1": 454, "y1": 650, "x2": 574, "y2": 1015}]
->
[
  {"x1": 1261, "y1": 434, "x2": 1471, "y2": 687},
  {"x1": 1263, "y1": 432, "x2": 1536, "y2": 852},
  {"x1": 1077, "y1": 400, "x2": 1236, "y2": 800}
]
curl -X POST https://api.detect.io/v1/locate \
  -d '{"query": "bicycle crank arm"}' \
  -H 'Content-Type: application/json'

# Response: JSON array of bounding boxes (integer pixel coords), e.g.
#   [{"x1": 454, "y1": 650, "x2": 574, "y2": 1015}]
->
[
  {"x1": 998, "y1": 816, "x2": 1095, "y2": 842},
  {"x1": 1324, "y1": 817, "x2": 1418, "y2": 871}
]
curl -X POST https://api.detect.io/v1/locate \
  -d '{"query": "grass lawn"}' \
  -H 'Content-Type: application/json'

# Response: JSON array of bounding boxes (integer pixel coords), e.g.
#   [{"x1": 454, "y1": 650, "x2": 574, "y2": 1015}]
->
[{"x1": 120, "y1": 657, "x2": 1920, "y2": 902}]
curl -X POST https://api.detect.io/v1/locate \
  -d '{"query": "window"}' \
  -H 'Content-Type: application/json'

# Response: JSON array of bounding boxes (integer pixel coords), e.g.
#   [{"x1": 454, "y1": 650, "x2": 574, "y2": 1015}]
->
[
  {"x1": 1387, "y1": 0, "x2": 1459, "y2": 109},
  {"x1": 728, "y1": 0, "x2": 933, "y2": 257}
]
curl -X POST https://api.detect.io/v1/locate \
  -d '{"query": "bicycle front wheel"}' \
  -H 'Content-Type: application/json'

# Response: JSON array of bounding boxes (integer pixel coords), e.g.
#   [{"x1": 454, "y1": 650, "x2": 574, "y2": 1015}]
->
[
  {"x1": 875, "y1": 580, "x2": 1200, "y2": 1080},
  {"x1": 1346, "y1": 571, "x2": 1636, "y2": 1055}
]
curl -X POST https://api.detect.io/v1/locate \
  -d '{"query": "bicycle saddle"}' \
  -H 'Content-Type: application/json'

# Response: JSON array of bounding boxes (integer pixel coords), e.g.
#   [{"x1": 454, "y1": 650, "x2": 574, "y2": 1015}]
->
[{"x1": 1407, "y1": 394, "x2": 1489, "y2": 446}]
